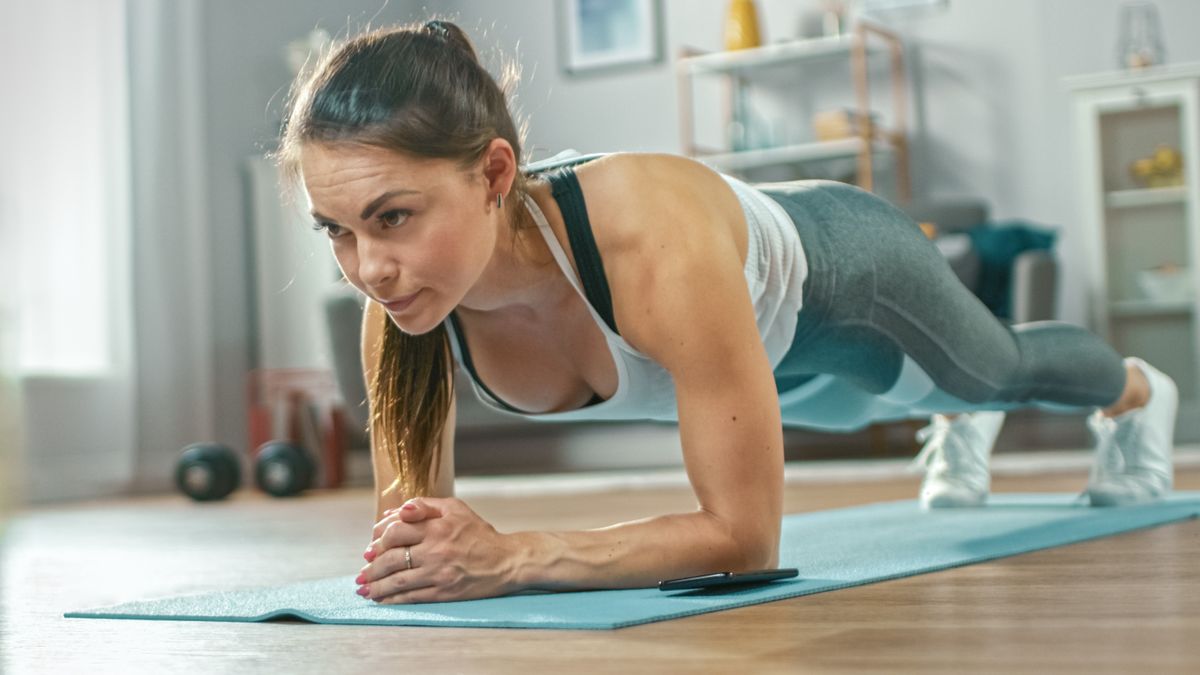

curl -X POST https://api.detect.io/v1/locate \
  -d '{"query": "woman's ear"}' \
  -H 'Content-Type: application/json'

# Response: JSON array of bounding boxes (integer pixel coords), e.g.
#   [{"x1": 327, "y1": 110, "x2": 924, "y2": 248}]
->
[{"x1": 479, "y1": 138, "x2": 517, "y2": 198}]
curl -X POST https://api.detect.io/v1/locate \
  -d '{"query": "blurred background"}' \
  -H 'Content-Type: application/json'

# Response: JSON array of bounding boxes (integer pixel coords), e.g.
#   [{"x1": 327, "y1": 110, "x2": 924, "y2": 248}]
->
[{"x1": 3, "y1": 0, "x2": 1200, "y2": 512}]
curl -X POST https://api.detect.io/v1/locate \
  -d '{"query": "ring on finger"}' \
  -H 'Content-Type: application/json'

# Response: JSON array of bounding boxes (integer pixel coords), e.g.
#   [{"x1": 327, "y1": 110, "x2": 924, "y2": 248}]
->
[{"x1": 404, "y1": 545, "x2": 413, "y2": 570}]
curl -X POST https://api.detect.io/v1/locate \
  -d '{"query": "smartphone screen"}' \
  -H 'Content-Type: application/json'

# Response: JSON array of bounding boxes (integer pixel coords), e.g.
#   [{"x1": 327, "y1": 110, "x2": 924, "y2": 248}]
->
[{"x1": 658, "y1": 568, "x2": 799, "y2": 591}]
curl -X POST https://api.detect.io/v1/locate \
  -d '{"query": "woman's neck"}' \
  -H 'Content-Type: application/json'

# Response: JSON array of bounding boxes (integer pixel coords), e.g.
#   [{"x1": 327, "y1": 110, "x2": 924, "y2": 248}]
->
[{"x1": 455, "y1": 180, "x2": 572, "y2": 322}]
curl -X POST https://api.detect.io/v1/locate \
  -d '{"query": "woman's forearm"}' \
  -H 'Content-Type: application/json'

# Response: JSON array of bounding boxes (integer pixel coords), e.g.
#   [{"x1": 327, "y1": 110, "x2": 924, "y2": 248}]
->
[{"x1": 507, "y1": 510, "x2": 778, "y2": 592}]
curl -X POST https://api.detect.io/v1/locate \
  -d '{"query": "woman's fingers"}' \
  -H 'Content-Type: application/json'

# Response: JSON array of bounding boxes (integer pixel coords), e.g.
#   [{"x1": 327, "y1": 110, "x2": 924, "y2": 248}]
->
[
  {"x1": 371, "y1": 512, "x2": 400, "y2": 540},
  {"x1": 368, "y1": 518, "x2": 425, "y2": 557},
  {"x1": 366, "y1": 574, "x2": 437, "y2": 604},
  {"x1": 374, "y1": 500, "x2": 435, "y2": 538},
  {"x1": 361, "y1": 518, "x2": 428, "y2": 587},
  {"x1": 358, "y1": 546, "x2": 435, "y2": 601},
  {"x1": 375, "y1": 583, "x2": 444, "y2": 605},
  {"x1": 372, "y1": 510, "x2": 421, "y2": 541}
]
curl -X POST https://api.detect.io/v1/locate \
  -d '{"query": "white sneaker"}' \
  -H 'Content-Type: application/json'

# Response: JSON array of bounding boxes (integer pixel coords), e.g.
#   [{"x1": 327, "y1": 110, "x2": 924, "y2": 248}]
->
[
  {"x1": 910, "y1": 410, "x2": 1007, "y2": 509},
  {"x1": 1084, "y1": 357, "x2": 1176, "y2": 507}
]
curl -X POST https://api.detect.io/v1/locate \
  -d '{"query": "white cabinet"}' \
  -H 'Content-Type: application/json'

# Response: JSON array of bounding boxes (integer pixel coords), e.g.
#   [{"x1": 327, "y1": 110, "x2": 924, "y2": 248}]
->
[{"x1": 1067, "y1": 64, "x2": 1200, "y2": 441}]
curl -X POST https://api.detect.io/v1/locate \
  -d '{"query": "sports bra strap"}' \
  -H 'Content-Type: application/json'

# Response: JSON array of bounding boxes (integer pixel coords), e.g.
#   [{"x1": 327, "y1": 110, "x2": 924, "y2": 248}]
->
[{"x1": 540, "y1": 165, "x2": 619, "y2": 335}]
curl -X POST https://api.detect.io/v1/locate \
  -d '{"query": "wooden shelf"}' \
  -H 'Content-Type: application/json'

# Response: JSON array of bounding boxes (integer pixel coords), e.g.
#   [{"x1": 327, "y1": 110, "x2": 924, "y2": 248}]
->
[
  {"x1": 679, "y1": 35, "x2": 870, "y2": 75},
  {"x1": 1105, "y1": 186, "x2": 1187, "y2": 209},
  {"x1": 692, "y1": 138, "x2": 880, "y2": 172},
  {"x1": 675, "y1": 20, "x2": 911, "y2": 200}
]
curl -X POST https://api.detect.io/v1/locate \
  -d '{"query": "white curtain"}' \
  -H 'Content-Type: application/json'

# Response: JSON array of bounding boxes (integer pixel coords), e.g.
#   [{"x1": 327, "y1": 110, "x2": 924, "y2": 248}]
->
[
  {"x1": 125, "y1": 0, "x2": 216, "y2": 495},
  {"x1": 4, "y1": 1, "x2": 130, "y2": 376},
  {"x1": 0, "y1": 0, "x2": 136, "y2": 502}
]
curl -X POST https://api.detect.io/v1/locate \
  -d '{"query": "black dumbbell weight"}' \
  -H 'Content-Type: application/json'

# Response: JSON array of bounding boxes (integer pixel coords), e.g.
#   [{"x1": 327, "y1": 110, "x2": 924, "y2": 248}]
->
[
  {"x1": 175, "y1": 443, "x2": 241, "y2": 501},
  {"x1": 253, "y1": 441, "x2": 316, "y2": 497}
]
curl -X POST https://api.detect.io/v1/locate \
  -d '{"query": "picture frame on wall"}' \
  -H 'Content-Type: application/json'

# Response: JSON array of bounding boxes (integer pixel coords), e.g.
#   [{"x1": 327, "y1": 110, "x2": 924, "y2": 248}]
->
[{"x1": 557, "y1": 0, "x2": 664, "y2": 76}]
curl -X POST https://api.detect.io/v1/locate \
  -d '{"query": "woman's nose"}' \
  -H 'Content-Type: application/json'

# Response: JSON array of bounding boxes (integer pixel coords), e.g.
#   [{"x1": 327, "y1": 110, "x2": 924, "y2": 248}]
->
[{"x1": 357, "y1": 239, "x2": 398, "y2": 290}]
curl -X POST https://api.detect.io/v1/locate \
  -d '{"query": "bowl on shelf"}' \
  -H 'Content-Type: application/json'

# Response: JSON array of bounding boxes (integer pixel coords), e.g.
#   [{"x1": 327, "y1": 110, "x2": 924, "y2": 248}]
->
[
  {"x1": 1128, "y1": 144, "x2": 1185, "y2": 189},
  {"x1": 1137, "y1": 263, "x2": 1193, "y2": 303}
]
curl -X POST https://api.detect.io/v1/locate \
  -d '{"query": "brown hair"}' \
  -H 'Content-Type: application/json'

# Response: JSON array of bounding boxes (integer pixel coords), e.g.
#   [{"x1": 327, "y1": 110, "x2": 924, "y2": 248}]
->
[{"x1": 274, "y1": 19, "x2": 539, "y2": 499}]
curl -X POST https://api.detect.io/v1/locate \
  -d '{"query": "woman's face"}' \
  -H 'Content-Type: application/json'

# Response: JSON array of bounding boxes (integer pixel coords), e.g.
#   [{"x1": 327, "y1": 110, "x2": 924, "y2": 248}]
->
[{"x1": 300, "y1": 142, "x2": 501, "y2": 335}]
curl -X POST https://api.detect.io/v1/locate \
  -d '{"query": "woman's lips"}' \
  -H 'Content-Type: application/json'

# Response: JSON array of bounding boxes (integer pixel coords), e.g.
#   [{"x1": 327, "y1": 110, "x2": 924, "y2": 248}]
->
[{"x1": 382, "y1": 290, "x2": 421, "y2": 312}]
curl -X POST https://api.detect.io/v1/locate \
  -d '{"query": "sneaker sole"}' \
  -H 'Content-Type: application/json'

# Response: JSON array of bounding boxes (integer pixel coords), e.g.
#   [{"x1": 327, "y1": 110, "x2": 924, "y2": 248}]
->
[{"x1": 922, "y1": 489, "x2": 988, "y2": 509}]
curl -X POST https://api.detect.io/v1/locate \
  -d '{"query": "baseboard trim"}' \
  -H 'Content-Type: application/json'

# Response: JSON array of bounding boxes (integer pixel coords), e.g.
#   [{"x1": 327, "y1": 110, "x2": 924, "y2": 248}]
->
[{"x1": 452, "y1": 447, "x2": 1200, "y2": 498}]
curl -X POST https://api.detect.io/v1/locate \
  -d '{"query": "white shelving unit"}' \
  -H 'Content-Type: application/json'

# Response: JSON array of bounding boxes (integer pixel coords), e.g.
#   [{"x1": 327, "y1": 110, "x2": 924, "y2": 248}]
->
[
  {"x1": 1066, "y1": 63, "x2": 1200, "y2": 441},
  {"x1": 681, "y1": 33, "x2": 860, "y2": 75},
  {"x1": 687, "y1": 137, "x2": 866, "y2": 173},
  {"x1": 675, "y1": 22, "x2": 911, "y2": 202}
]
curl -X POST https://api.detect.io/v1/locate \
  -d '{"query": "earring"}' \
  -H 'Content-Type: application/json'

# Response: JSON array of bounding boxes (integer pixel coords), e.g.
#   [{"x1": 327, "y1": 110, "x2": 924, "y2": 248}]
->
[{"x1": 496, "y1": 192, "x2": 504, "y2": 209}]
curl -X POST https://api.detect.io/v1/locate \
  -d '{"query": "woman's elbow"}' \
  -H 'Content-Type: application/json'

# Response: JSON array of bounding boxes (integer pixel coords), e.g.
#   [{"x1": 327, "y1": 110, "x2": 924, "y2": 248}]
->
[
  {"x1": 735, "y1": 514, "x2": 783, "y2": 571},
  {"x1": 737, "y1": 537, "x2": 780, "y2": 571}
]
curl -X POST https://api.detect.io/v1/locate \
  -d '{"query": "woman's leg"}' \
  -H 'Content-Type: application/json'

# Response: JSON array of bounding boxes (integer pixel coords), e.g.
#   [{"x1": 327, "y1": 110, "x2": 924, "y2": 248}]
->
[
  {"x1": 762, "y1": 179, "x2": 1127, "y2": 414},
  {"x1": 1100, "y1": 363, "x2": 1150, "y2": 416},
  {"x1": 760, "y1": 180, "x2": 1174, "y2": 506}
]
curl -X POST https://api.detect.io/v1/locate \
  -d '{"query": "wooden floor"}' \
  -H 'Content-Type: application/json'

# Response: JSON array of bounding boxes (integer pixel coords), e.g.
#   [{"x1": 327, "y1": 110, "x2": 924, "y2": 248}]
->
[{"x1": 2, "y1": 465, "x2": 1198, "y2": 674}]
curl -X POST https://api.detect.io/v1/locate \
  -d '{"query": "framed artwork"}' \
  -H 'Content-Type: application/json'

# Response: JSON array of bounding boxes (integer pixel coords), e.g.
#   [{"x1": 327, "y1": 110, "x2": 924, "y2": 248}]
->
[{"x1": 557, "y1": 0, "x2": 664, "y2": 76}]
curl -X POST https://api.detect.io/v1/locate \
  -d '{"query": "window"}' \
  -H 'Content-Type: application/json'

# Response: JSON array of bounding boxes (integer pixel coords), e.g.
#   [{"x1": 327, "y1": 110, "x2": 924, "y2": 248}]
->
[{"x1": 2, "y1": 0, "x2": 130, "y2": 375}]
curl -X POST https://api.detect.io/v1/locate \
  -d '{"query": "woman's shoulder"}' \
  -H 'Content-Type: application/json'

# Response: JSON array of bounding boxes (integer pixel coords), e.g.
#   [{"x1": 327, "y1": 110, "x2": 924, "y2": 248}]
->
[
  {"x1": 573, "y1": 152, "x2": 741, "y2": 249},
  {"x1": 577, "y1": 151, "x2": 727, "y2": 192},
  {"x1": 566, "y1": 153, "x2": 749, "y2": 354}
]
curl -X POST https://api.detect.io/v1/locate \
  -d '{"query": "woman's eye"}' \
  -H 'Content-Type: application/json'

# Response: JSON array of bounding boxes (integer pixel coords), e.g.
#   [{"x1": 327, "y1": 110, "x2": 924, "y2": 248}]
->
[
  {"x1": 311, "y1": 221, "x2": 346, "y2": 239},
  {"x1": 380, "y1": 209, "x2": 411, "y2": 228}
]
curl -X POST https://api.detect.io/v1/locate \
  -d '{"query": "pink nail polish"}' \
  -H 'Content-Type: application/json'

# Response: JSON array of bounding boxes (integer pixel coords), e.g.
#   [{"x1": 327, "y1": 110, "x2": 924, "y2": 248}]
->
[
  {"x1": 357, "y1": 585, "x2": 370, "y2": 597},
  {"x1": 355, "y1": 573, "x2": 366, "y2": 585},
  {"x1": 364, "y1": 549, "x2": 376, "y2": 562},
  {"x1": 402, "y1": 502, "x2": 417, "y2": 511}
]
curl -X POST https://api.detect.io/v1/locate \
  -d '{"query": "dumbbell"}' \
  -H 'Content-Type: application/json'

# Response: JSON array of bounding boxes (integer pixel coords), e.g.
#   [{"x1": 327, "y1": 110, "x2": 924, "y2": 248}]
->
[
  {"x1": 175, "y1": 443, "x2": 241, "y2": 501},
  {"x1": 175, "y1": 440, "x2": 316, "y2": 501},
  {"x1": 253, "y1": 440, "x2": 317, "y2": 498}
]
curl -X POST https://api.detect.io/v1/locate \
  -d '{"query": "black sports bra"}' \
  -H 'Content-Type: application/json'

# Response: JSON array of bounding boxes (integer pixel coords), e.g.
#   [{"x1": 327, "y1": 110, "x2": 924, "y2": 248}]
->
[{"x1": 447, "y1": 152, "x2": 618, "y2": 414}]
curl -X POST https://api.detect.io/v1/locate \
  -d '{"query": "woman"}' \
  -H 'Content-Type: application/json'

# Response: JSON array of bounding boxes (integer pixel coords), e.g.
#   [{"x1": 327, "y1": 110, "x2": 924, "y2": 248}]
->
[{"x1": 274, "y1": 20, "x2": 1176, "y2": 605}]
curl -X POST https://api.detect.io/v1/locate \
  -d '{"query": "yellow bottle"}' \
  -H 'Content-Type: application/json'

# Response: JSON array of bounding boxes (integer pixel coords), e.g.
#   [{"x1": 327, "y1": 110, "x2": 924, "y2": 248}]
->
[{"x1": 724, "y1": 0, "x2": 762, "y2": 51}]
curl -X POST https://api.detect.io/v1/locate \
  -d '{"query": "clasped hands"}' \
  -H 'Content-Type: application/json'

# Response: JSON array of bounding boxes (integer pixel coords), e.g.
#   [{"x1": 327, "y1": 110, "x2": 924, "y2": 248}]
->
[{"x1": 356, "y1": 497, "x2": 521, "y2": 604}]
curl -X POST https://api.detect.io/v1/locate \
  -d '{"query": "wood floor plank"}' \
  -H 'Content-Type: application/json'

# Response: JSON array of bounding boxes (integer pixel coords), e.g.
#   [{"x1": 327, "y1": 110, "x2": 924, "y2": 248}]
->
[{"x1": 1, "y1": 467, "x2": 1196, "y2": 673}]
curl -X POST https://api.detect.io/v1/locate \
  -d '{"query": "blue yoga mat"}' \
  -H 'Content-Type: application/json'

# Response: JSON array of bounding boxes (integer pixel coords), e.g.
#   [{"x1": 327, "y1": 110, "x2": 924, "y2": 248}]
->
[{"x1": 65, "y1": 492, "x2": 1200, "y2": 630}]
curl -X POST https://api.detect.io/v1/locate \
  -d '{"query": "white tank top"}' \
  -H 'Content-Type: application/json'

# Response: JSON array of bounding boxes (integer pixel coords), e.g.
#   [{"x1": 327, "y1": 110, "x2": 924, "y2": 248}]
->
[{"x1": 443, "y1": 172, "x2": 808, "y2": 423}]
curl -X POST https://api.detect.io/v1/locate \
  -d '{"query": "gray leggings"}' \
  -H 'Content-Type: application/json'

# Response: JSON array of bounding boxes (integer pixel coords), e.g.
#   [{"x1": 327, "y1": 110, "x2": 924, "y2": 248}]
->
[{"x1": 758, "y1": 180, "x2": 1127, "y2": 431}]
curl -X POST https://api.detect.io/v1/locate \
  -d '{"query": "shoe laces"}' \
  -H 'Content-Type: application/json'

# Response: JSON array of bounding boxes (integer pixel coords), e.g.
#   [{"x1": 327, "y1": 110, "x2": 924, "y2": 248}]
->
[
  {"x1": 910, "y1": 415, "x2": 952, "y2": 472},
  {"x1": 909, "y1": 414, "x2": 989, "y2": 479},
  {"x1": 1077, "y1": 410, "x2": 1159, "y2": 504},
  {"x1": 1087, "y1": 411, "x2": 1144, "y2": 479}
]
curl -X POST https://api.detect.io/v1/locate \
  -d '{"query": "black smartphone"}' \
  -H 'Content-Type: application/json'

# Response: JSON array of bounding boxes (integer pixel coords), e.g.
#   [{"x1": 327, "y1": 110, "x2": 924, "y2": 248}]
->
[{"x1": 657, "y1": 568, "x2": 799, "y2": 591}]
